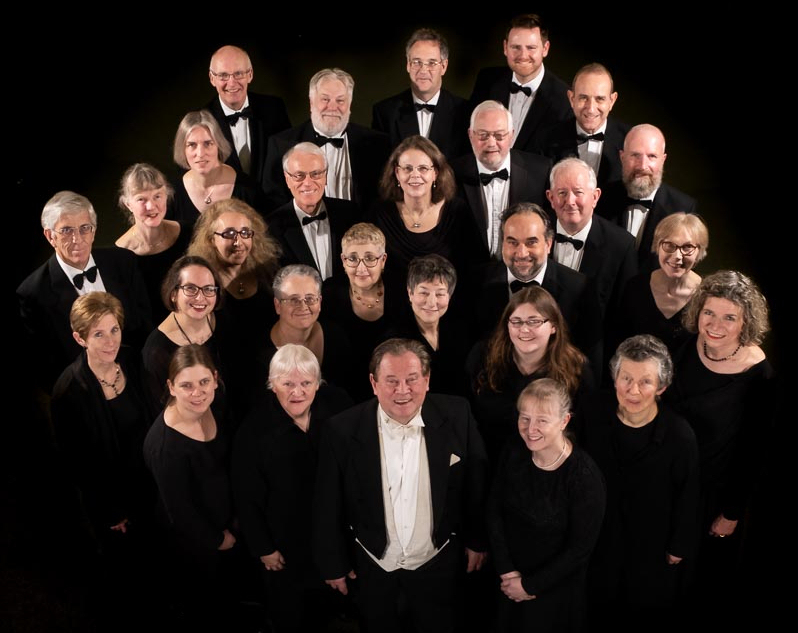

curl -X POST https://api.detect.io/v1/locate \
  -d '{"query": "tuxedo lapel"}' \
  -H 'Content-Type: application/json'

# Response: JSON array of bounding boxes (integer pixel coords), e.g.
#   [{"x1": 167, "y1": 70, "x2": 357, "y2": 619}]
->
[
  {"x1": 283, "y1": 216, "x2": 318, "y2": 268},
  {"x1": 353, "y1": 401, "x2": 387, "y2": 527},
  {"x1": 397, "y1": 97, "x2": 421, "y2": 140},
  {"x1": 581, "y1": 220, "x2": 604, "y2": 273},
  {"x1": 421, "y1": 402, "x2": 451, "y2": 534}
]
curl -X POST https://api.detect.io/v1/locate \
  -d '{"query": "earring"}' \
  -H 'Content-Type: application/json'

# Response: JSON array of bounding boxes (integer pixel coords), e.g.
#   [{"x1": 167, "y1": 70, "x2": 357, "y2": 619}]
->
[
  {"x1": 432, "y1": 181, "x2": 437, "y2": 189},
  {"x1": 396, "y1": 181, "x2": 401, "y2": 187}
]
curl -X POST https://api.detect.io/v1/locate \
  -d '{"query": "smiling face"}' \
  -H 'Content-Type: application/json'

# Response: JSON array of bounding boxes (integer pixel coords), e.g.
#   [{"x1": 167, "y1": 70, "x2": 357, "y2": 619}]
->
[
  {"x1": 406, "y1": 40, "x2": 448, "y2": 101},
  {"x1": 212, "y1": 211, "x2": 252, "y2": 267},
  {"x1": 657, "y1": 226, "x2": 699, "y2": 279},
  {"x1": 341, "y1": 241, "x2": 386, "y2": 291},
  {"x1": 614, "y1": 358, "x2": 664, "y2": 421},
  {"x1": 517, "y1": 395, "x2": 569, "y2": 453},
  {"x1": 172, "y1": 265, "x2": 217, "y2": 321},
  {"x1": 284, "y1": 150, "x2": 327, "y2": 214},
  {"x1": 547, "y1": 162, "x2": 600, "y2": 234},
  {"x1": 503, "y1": 27, "x2": 549, "y2": 84},
  {"x1": 395, "y1": 148, "x2": 437, "y2": 201},
  {"x1": 568, "y1": 70, "x2": 617, "y2": 135},
  {"x1": 408, "y1": 278, "x2": 450, "y2": 327},
  {"x1": 184, "y1": 126, "x2": 220, "y2": 174},
  {"x1": 124, "y1": 186, "x2": 168, "y2": 229},
  {"x1": 209, "y1": 46, "x2": 252, "y2": 111},
  {"x1": 274, "y1": 274, "x2": 321, "y2": 331},
  {"x1": 74, "y1": 312, "x2": 121, "y2": 365},
  {"x1": 698, "y1": 296, "x2": 744, "y2": 352},
  {"x1": 168, "y1": 364, "x2": 217, "y2": 415},
  {"x1": 507, "y1": 302, "x2": 555, "y2": 358},
  {"x1": 501, "y1": 212, "x2": 552, "y2": 282},
  {"x1": 271, "y1": 368, "x2": 319, "y2": 421},
  {"x1": 621, "y1": 126, "x2": 666, "y2": 199},
  {"x1": 310, "y1": 77, "x2": 351, "y2": 137},
  {"x1": 469, "y1": 108, "x2": 513, "y2": 171},
  {"x1": 370, "y1": 351, "x2": 430, "y2": 424},
  {"x1": 45, "y1": 209, "x2": 95, "y2": 270}
]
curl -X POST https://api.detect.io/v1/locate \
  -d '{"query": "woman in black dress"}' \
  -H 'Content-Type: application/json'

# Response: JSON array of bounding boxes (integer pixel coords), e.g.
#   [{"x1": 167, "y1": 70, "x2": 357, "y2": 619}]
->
[
  {"x1": 232, "y1": 344, "x2": 353, "y2": 632},
  {"x1": 489, "y1": 378, "x2": 606, "y2": 633}
]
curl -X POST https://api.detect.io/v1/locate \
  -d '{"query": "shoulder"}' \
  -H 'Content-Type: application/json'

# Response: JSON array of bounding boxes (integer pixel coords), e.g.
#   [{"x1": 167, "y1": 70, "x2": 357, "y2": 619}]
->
[
  {"x1": 540, "y1": 69, "x2": 570, "y2": 93},
  {"x1": 17, "y1": 258, "x2": 52, "y2": 295},
  {"x1": 373, "y1": 90, "x2": 410, "y2": 110},
  {"x1": 591, "y1": 215, "x2": 635, "y2": 246},
  {"x1": 511, "y1": 148, "x2": 553, "y2": 171}
]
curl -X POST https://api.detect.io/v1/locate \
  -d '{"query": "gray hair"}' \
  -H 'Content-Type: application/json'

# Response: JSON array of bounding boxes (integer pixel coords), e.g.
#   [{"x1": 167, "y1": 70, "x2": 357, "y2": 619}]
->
[
  {"x1": 267, "y1": 343, "x2": 322, "y2": 389},
  {"x1": 41, "y1": 191, "x2": 97, "y2": 230},
  {"x1": 272, "y1": 264, "x2": 322, "y2": 296},
  {"x1": 309, "y1": 68, "x2": 354, "y2": 100},
  {"x1": 469, "y1": 99, "x2": 514, "y2": 132},
  {"x1": 549, "y1": 157, "x2": 597, "y2": 189},
  {"x1": 609, "y1": 334, "x2": 674, "y2": 390},
  {"x1": 282, "y1": 141, "x2": 328, "y2": 171}
]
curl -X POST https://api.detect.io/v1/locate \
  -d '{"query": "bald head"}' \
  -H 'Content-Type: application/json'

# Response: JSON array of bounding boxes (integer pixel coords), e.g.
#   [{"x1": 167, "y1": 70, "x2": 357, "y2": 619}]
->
[
  {"x1": 209, "y1": 45, "x2": 253, "y2": 111},
  {"x1": 621, "y1": 123, "x2": 667, "y2": 199}
]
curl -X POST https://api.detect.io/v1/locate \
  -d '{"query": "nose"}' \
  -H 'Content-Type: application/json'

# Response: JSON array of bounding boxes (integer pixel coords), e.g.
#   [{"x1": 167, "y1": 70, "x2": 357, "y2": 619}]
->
[{"x1": 517, "y1": 244, "x2": 529, "y2": 257}]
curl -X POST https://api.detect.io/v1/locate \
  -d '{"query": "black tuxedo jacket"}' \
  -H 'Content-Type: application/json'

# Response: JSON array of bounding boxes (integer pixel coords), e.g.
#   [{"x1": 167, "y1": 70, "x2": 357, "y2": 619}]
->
[
  {"x1": 596, "y1": 180, "x2": 698, "y2": 272},
  {"x1": 371, "y1": 88, "x2": 471, "y2": 160},
  {"x1": 539, "y1": 116, "x2": 630, "y2": 188},
  {"x1": 265, "y1": 196, "x2": 360, "y2": 282},
  {"x1": 451, "y1": 149, "x2": 552, "y2": 256},
  {"x1": 16, "y1": 248, "x2": 153, "y2": 394},
  {"x1": 469, "y1": 66, "x2": 572, "y2": 153},
  {"x1": 312, "y1": 395, "x2": 489, "y2": 580},
  {"x1": 261, "y1": 120, "x2": 391, "y2": 211},
  {"x1": 205, "y1": 92, "x2": 291, "y2": 191}
]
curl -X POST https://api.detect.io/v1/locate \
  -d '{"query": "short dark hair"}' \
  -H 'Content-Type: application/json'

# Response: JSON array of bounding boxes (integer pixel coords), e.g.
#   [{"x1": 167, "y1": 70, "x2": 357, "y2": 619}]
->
[
  {"x1": 505, "y1": 13, "x2": 549, "y2": 42},
  {"x1": 499, "y1": 202, "x2": 554, "y2": 241},
  {"x1": 160, "y1": 255, "x2": 224, "y2": 312},
  {"x1": 369, "y1": 338, "x2": 431, "y2": 378},
  {"x1": 407, "y1": 254, "x2": 457, "y2": 295}
]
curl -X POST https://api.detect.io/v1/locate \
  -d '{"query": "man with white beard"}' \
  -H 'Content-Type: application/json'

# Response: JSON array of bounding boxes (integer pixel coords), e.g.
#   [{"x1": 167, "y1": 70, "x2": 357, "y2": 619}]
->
[{"x1": 262, "y1": 68, "x2": 391, "y2": 212}]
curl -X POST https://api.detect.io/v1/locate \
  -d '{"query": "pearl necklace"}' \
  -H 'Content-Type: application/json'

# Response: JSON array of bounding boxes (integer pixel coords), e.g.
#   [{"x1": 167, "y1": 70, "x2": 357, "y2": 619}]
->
[
  {"x1": 95, "y1": 363, "x2": 121, "y2": 396},
  {"x1": 532, "y1": 440, "x2": 568, "y2": 470},
  {"x1": 351, "y1": 285, "x2": 383, "y2": 309},
  {"x1": 703, "y1": 340, "x2": 742, "y2": 362}
]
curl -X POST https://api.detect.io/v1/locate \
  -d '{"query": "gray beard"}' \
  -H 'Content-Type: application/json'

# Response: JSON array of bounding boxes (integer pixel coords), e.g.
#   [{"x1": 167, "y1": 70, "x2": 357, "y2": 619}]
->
[{"x1": 624, "y1": 171, "x2": 662, "y2": 199}]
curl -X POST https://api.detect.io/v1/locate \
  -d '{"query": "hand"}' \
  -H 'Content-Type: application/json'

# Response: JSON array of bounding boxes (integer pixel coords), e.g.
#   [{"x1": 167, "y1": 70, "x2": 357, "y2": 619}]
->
[
  {"x1": 110, "y1": 518, "x2": 130, "y2": 533},
  {"x1": 666, "y1": 553, "x2": 683, "y2": 565},
  {"x1": 218, "y1": 529, "x2": 236, "y2": 550},
  {"x1": 465, "y1": 548, "x2": 487, "y2": 573},
  {"x1": 500, "y1": 574, "x2": 535, "y2": 602},
  {"x1": 260, "y1": 550, "x2": 286, "y2": 571},
  {"x1": 325, "y1": 570, "x2": 356, "y2": 596},
  {"x1": 709, "y1": 514, "x2": 738, "y2": 539}
]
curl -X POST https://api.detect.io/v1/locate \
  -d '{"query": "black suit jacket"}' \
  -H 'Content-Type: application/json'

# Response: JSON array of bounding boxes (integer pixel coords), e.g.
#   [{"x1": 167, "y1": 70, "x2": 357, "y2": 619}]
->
[
  {"x1": 451, "y1": 149, "x2": 552, "y2": 256},
  {"x1": 265, "y1": 196, "x2": 360, "y2": 282},
  {"x1": 205, "y1": 92, "x2": 291, "y2": 191},
  {"x1": 371, "y1": 88, "x2": 471, "y2": 160},
  {"x1": 261, "y1": 120, "x2": 391, "y2": 211},
  {"x1": 16, "y1": 248, "x2": 153, "y2": 393},
  {"x1": 469, "y1": 66, "x2": 572, "y2": 153},
  {"x1": 312, "y1": 395, "x2": 489, "y2": 580},
  {"x1": 596, "y1": 180, "x2": 698, "y2": 272},
  {"x1": 539, "y1": 116, "x2": 630, "y2": 188}
]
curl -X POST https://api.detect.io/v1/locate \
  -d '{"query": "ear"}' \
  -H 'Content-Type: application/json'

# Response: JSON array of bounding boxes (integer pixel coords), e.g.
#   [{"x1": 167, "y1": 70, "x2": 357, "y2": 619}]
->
[
  {"x1": 656, "y1": 386, "x2": 667, "y2": 397},
  {"x1": 72, "y1": 331, "x2": 86, "y2": 347},
  {"x1": 274, "y1": 296, "x2": 282, "y2": 315},
  {"x1": 440, "y1": 59, "x2": 449, "y2": 75},
  {"x1": 44, "y1": 228, "x2": 57, "y2": 247},
  {"x1": 561, "y1": 412, "x2": 572, "y2": 430},
  {"x1": 369, "y1": 373, "x2": 378, "y2": 396},
  {"x1": 166, "y1": 379, "x2": 176, "y2": 398}
]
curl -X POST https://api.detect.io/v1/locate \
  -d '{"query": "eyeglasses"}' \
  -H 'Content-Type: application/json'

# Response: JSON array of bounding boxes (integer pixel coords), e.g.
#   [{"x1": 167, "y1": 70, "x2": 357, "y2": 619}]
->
[
  {"x1": 508, "y1": 317, "x2": 550, "y2": 329},
  {"x1": 209, "y1": 68, "x2": 251, "y2": 81},
  {"x1": 279, "y1": 294, "x2": 320, "y2": 308},
  {"x1": 659, "y1": 240, "x2": 698, "y2": 256},
  {"x1": 409, "y1": 59, "x2": 443, "y2": 70},
  {"x1": 214, "y1": 228, "x2": 255, "y2": 240},
  {"x1": 342, "y1": 254, "x2": 384, "y2": 268},
  {"x1": 52, "y1": 224, "x2": 95, "y2": 238},
  {"x1": 396, "y1": 164, "x2": 434, "y2": 175},
  {"x1": 176, "y1": 284, "x2": 219, "y2": 297},
  {"x1": 285, "y1": 168, "x2": 328, "y2": 182},
  {"x1": 474, "y1": 131, "x2": 511, "y2": 142}
]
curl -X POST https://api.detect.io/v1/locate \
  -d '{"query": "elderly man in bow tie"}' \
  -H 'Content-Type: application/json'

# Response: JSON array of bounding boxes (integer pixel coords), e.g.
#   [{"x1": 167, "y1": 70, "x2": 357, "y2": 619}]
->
[
  {"x1": 16, "y1": 191, "x2": 152, "y2": 394},
  {"x1": 204, "y1": 45, "x2": 291, "y2": 190},
  {"x1": 450, "y1": 100, "x2": 551, "y2": 260},
  {"x1": 262, "y1": 67, "x2": 391, "y2": 212}
]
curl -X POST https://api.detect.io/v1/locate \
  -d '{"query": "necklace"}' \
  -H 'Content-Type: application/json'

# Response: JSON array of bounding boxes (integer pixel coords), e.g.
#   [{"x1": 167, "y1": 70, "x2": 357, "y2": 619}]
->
[
  {"x1": 351, "y1": 285, "x2": 383, "y2": 309},
  {"x1": 703, "y1": 340, "x2": 742, "y2": 362},
  {"x1": 532, "y1": 440, "x2": 568, "y2": 470},
  {"x1": 204, "y1": 185, "x2": 214, "y2": 205},
  {"x1": 95, "y1": 363, "x2": 121, "y2": 396},
  {"x1": 173, "y1": 313, "x2": 214, "y2": 345},
  {"x1": 238, "y1": 280, "x2": 245, "y2": 295}
]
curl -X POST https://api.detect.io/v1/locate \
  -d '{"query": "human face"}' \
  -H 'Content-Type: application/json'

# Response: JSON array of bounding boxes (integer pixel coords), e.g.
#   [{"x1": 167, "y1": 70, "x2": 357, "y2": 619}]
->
[
  {"x1": 503, "y1": 27, "x2": 549, "y2": 84},
  {"x1": 517, "y1": 396, "x2": 569, "y2": 453},
  {"x1": 568, "y1": 71, "x2": 617, "y2": 135},
  {"x1": 274, "y1": 275, "x2": 321, "y2": 331},
  {"x1": 408, "y1": 278, "x2": 450, "y2": 327},
  {"x1": 75, "y1": 312, "x2": 121, "y2": 366},
  {"x1": 406, "y1": 40, "x2": 448, "y2": 101},
  {"x1": 547, "y1": 163, "x2": 600, "y2": 234},
  {"x1": 657, "y1": 227, "x2": 699, "y2": 279},
  {"x1": 621, "y1": 127, "x2": 666, "y2": 199},
  {"x1": 698, "y1": 297, "x2": 744, "y2": 353},
  {"x1": 501, "y1": 213, "x2": 552, "y2": 282},
  {"x1": 310, "y1": 77, "x2": 351, "y2": 137},
  {"x1": 614, "y1": 358, "x2": 665, "y2": 422},
  {"x1": 395, "y1": 148, "x2": 437, "y2": 201},
  {"x1": 168, "y1": 364, "x2": 217, "y2": 415},
  {"x1": 209, "y1": 47, "x2": 252, "y2": 111},
  {"x1": 172, "y1": 265, "x2": 217, "y2": 321},
  {"x1": 212, "y1": 211, "x2": 252, "y2": 267},
  {"x1": 370, "y1": 351, "x2": 430, "y2": 424},
  {"x1": 507, "y1": 302, "x2": 555, "y2": 357},
  {"x1": 284, "y1": 151, "x2": 327, "y2": 214},
  {"x1": 341, "y1": 241, "x2": 386, "y2": 290},
  {"x1": 271, "y1": 368, "x2": 319, "y2": 421},
  {"x1": 124, "y1": 187, "x2": 168, "y2": 229},
  {"x1": 45, "y1": 209, "x2": 95, "y2": 270},
  {"x1": 185, "y1": 126, "x2": 220, "y2": 174},
  {"x1": 469, "y1": 109, "x2": 513, "y2": 171}
]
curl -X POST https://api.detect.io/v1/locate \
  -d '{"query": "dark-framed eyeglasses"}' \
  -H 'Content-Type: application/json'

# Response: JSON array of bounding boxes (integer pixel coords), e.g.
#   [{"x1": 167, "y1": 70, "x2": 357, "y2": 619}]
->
[
  {"x1": 52, "y1": 224, "x2": 95, "y2": 238},
  {"x1": 285, "y1": 168, "x2": 328, "y2": 182},
  {"x1": 209, "y1": 68, "x2": 251, "y2": 81},
  {"x1": 342, "y1": 254, "x2": 384, "y2": 268},
  {"x1": 279, "y1": 294, "x2": 320, "y2": 308},
  {"x1": 508, "y1": 317, "x2": 549, "y2": 329},
  {"x1": 176, "y1": 284, "x2": 219, "y2": 297},
  {"x1": 659, "y1": 240, "x2": 698, "y2": 256},
  {"x1": 214, "y1": 228, "x2": 255, "y2": 240},
  {"x1": 409, "y1": 59, "x2": 443, "y2": 70}
]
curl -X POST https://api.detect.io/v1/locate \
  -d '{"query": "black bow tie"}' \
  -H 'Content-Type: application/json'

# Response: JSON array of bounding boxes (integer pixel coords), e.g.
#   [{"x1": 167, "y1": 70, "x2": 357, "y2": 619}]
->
[
  {"x1": 577, "y1": 132, "x2": 605, "y2": 144},
  {"x1": 509, "y1": 82, "x2": 532, "y2": 97},
  {"x1": 510, "y1": 279, "x2": 540, "y2": 293},
  {"x1": 625, "y1": 197, "x2": 654, "y2": 210},
  {"x1": 554, "y1": 233, "x2": 585, "y2": 250},
  {"x1": 314, "y1": 134, "x2": 344, "y2": 148},
  {"x1": 302, "y1": 210, "x2": 328, "y2": 226},
  {"x1": 414, "y1": 102, "x2": 436, "y2": 112},
  {"x1": 226, "y1": 106, "x2": 252, "y2": 126},
  {"x1": 73, "y1": 266, "x2": 97, "y2": 289},
  {"x1": 479, "y1": 168, "x2": 509, "y2": 185}
]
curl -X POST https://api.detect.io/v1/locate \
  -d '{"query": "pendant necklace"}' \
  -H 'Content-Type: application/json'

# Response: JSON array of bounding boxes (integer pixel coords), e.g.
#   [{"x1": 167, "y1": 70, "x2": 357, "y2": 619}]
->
[
  {"x1": 173, "y1": 313, "x2": 214, "y2": 344},
  {"x1": 95, "y1": 363, "x2": 121, "y2": 396}
]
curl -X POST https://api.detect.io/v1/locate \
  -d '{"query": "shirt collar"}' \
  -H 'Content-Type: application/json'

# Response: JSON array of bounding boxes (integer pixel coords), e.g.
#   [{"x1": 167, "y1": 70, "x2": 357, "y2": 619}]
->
[{"x1": 219, "y1": 96, "x2": 250, "y2": 116}]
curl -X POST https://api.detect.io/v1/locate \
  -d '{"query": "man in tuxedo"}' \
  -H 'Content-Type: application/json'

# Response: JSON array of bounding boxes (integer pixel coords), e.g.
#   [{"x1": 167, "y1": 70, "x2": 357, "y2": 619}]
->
[
  {"x1": 16, "y1": 191, "x2": 152, "y2": 394},
  {"x1": 469, "y1": 13, "x2": 571, "y2": 154},
  {"x1": 596, "y1": 123, "x2": 697, "y2": 272},
  {"x1": 371, "y1": 27, "x2": 470, "y2": 160},
  {"x1": 450, "y1": 100, "x2": 551, "y2": 259},
  {"x1": 262, "y1": 68, "x2": 391, "y2": 211},
  {"x1": 538, "y1": 63, "x2": 629, "y2": 189},
  {"x1": 313, "y1": 338, "x2": 488, "y2": 633},
  {"x1": 266, "y1": 142, "x2": 359, "y2": 283},
  {"x1": 205, "y1": 45, "x2": 291, "y2": 190}
]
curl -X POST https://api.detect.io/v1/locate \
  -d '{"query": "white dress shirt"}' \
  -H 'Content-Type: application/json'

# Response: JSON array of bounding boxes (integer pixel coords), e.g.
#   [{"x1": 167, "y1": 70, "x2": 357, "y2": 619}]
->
[
  {"x1": 625, "y1": 188, "x2": 658, "y2": 248},
  {"x1": 220, "y1": 97, "x2": 252, "y2": 174},
  {"x1": 293, "y1": 199, "x2": 332, "y2": 280},
  {"x1": 314, "y1": 126, "x2": 352, "y2": 201},
  {"x1": 57, "y1": 253, "x2": 105, "y2": 295},
  {"x1": 413, "y1": 91, "x2": 440, "y2": 138},
  {"x1": 477, "y1": 155, "x2": 511, "y2": 257},
  {"x1": 553, "y1": 218, "x2": 592, "y2": 272},
  {"x1": 508, "y1": 66, "x2": 545, "y2": 148},
  {"x1": 576, "y1": 121, "x2": 607, "y2": 179}
]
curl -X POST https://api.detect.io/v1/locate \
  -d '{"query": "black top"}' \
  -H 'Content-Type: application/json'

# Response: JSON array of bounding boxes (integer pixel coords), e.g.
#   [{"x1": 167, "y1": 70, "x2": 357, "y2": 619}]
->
[{"x1": 168, "y1": 174, "x2": 270, "y2": 226}]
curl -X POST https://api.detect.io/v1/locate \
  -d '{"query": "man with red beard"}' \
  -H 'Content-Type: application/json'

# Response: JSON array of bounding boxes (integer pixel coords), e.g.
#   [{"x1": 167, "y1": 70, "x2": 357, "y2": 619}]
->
[{"x1": 596, "y1": 123, "x2": 698, "y2": 272}]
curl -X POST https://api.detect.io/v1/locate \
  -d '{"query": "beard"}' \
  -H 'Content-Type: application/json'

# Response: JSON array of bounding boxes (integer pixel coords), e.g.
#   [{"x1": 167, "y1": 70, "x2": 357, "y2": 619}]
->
[
  {"x1": 624, "y1": 168, "x2": 663, "y2": 199},
  {"x1": 311, "y1": 110, "x2": 350, "y2": 137}
]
